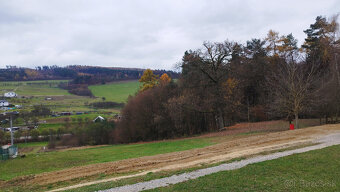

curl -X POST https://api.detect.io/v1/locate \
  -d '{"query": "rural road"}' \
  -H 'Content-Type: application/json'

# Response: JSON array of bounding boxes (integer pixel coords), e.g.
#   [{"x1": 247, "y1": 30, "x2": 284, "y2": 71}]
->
[{"x1": 99, "y1": 132, "x2": 340, "y2": 192}]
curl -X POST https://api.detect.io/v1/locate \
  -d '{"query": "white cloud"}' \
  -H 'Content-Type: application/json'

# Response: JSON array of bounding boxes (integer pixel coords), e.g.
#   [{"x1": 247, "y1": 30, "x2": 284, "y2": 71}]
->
[{"x1": 0, "y1": 0, "x2": 339, "y2": 70}]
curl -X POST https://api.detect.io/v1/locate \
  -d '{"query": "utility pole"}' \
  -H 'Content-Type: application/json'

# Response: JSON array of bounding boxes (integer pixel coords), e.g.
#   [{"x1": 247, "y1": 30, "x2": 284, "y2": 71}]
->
[{"x1": 10, "y1": 114, "x2": 14, "y2": 146}]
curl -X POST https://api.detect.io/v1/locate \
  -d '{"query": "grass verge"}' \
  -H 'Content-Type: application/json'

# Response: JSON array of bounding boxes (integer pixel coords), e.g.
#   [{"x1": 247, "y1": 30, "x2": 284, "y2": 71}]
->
[{"x1": 146, "y1": 144, "x2": 340, "y2": 192}]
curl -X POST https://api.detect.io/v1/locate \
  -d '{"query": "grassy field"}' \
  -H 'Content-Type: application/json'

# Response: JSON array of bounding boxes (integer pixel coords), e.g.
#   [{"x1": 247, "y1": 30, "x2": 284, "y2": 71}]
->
[
  {"x1": 146, "y1": 145, "x2": 340, "y2": 192},
  {"x1": 0, "y1": 80, "x2": 70, "y2": 96},
  {"x1": 38, "y1": 113, "x2": 116, "y2": 131},
  {"x1": 16, "y1": 141, "x2": 48, "y2": 148},
  {"x1": 89, "y1": 81, "x2": 140, "y2": 103},
  {"x1": 1, "y1": 80, "x2": 140, "y2": 113},
  {"x1": 0, "y1": 138, "x2": 215, "y2": 181}
]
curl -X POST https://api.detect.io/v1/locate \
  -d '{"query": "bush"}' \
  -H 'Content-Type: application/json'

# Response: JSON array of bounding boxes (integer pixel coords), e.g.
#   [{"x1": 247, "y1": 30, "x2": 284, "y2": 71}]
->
[
  {"x1": 90, "y1": 101, "x2": 124, "y2": 109},
  {"x1": 30, "y1": 129, "x2": 39, "y2": 141},
  {"x1": 56, "y1": 121, "x2": 116, "y2": 147}
]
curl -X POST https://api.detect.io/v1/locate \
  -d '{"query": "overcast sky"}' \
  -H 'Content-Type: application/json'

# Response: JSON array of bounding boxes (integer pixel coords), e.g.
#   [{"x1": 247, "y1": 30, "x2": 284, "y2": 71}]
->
[{"x1": 0, "y1": 0, "x2": 339, "y2": 70}]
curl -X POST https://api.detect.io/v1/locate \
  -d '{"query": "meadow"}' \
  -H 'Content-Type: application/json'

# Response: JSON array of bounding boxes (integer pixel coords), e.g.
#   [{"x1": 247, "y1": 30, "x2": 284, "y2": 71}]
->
[
  {"x1": 89, "y1": 81, "x2": 140, "y2": 103},
  {"x1": 0, "y1": 80, "x2": 70, "y2": 96}
]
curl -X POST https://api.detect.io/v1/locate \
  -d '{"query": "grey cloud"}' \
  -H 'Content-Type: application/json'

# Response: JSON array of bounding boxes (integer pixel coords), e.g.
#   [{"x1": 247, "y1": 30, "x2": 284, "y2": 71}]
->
[{"x1": 0, "y1": 0, "x2": 339, "y2": 70}]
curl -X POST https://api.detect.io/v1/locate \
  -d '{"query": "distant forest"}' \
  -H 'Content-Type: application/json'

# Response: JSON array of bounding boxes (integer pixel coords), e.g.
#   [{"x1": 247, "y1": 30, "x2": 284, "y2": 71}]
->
[{"x1": 0, "y1": 65, "x2": 179, "y2": 82}]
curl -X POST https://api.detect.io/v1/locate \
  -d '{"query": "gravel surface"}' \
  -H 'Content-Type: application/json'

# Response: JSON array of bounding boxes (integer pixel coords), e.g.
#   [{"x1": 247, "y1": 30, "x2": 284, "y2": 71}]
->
[{"x1": 99, "y1": 133, "x2": 340, "y2": 192}]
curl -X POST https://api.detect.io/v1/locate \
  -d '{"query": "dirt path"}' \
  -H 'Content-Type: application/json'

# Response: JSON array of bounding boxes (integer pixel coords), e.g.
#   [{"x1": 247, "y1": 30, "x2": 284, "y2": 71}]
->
[
  {"x1": 99, "y1": 132, "x2": 340, "y2": 192},
  {"x1": 22, "y1": 123, "x2": 338, "y2": 191}
]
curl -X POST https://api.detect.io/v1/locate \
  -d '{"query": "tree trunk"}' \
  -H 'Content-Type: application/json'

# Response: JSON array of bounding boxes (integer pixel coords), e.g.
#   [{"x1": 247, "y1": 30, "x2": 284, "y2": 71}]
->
[
  {"x1": 295, "y1": 112, "x2": 299, "y2": 129},
  {"x1": 216, "y1": 108, "x2": 224, "y2": 130},
  {"x1": 247, "y1": 98, "x2": 250, "y2": 122}
]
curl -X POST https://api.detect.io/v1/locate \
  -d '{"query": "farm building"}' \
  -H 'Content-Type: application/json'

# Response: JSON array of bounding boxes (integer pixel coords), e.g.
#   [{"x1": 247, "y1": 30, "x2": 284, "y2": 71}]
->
[
  {"x1": 0, "y1": 100, "x2": 9, "y2": 107},
  {"x1": 93, "y1": 116, "x2": 105, "y2": 122},
  {"x1": 4, "y1": 92, "x2": 17, "y2": 98}
]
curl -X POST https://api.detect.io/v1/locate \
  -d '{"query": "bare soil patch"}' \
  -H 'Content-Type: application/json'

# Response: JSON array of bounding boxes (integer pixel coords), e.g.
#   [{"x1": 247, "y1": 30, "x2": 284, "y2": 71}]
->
[{"x1": 8, "y1": 123, "x2": 339, "y2": 188}]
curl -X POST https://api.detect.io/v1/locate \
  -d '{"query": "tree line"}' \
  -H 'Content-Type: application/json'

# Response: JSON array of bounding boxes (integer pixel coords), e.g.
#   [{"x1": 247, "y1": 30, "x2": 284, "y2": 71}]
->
[
  {"x1": 0, "y1": 65, "x2": 179, "y2": 82},
  {"x1": 113, "y1": 15, "x2": 340, "y2": 143}
]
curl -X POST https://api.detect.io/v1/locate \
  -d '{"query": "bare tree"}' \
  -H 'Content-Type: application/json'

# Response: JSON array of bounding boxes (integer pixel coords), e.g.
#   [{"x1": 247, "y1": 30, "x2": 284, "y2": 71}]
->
[{"x1": 268, "y1": 57, "x2": 316, "y2": 128}]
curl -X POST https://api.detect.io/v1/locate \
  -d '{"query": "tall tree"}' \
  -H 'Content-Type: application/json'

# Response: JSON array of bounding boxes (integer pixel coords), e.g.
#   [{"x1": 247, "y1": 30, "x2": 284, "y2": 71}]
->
[
  {"x1": 139, "y1": 69, "x2": 159, "y2": 91},
  {"x1": 180, "y1": 41, "x2": 241, "y2": 129},
  {"x1": 268, "y1": 33, "x2": 316, "y2": 128}
]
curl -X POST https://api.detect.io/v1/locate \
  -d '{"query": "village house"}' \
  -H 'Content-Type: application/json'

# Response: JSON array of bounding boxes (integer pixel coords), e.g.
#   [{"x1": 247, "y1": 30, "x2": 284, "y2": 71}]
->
[
  {"x1": 4, "y1": 92, "x2": 17, "y2": 98},
  {"x1": 0, "y1": 100, "x2": 9, "y2": 107}
]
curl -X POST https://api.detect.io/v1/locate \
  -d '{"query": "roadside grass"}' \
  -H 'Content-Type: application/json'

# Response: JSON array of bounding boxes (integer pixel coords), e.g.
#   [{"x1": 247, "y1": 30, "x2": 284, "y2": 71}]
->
[
  {"x1": 146, "y1": 144, "x2": 340, "y2": 192},
  {"x1": 89, "y1": 81, "x2": 140, "y2": 103},
  {"x1": 0, "y1": 137, "x2": 215, "y2": 181}
]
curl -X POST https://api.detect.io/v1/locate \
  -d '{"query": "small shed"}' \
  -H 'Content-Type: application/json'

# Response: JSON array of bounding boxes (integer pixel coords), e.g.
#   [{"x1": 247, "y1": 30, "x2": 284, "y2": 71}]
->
[{"x1": 93, "y1": 116, "x2": 105, "y2": 122}]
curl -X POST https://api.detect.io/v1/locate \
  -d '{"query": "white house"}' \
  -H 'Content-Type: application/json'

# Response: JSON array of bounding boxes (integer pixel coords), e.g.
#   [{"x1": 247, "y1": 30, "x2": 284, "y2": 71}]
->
[
  {"x1": 93, "y1": 116, "x2": 105, "y2": 122},
  {"x1": 4, "y1": 92, "x2": 17, "y2": 98},
  {"x1": 0, "y1": 100, "x2": 9, "y2": 107}
]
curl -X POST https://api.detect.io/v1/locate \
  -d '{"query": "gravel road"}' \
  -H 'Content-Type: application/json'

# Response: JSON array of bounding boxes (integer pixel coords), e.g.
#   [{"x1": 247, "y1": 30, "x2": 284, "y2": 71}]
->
[{"x1": 99, "y1": 133, "x2": 340, "y2": 192}]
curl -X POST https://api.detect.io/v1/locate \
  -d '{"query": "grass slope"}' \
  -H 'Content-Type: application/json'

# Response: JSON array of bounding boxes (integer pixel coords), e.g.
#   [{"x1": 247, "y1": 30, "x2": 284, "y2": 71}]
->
[
  {"x1": 89, "y1": 81, "x2": 140, "y2": 103},
  {"x1": 0, "y1": 80, "x2": 70, "y2": 96},
  {"x1": 0, "y1": 138, "x2": 214, "y2": 180},
  {"x1": 148, "y1": 145, "x2": 340, "y2": 192}
]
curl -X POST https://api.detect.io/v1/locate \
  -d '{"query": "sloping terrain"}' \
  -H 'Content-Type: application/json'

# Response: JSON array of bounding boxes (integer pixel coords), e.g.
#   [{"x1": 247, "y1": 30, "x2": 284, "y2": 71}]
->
[{"x1": 6, "y1": 123, "x2": 339, "y2": 190}]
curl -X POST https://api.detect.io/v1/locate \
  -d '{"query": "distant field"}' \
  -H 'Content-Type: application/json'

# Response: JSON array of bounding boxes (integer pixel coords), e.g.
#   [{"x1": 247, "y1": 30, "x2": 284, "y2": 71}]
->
[
  {"x1": 0, "y1": 80, "x2": 70, "y2": 96},
  {"x1": 0, "y1": 138, "x2": 214, "y2": 180},
  {"x1": 89, "y1": 81, "x2": 140, "y2": 103}
]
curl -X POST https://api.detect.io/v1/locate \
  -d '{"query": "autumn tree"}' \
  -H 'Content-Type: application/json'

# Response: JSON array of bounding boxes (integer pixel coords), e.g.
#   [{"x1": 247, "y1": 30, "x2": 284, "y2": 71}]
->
[
  {"x1": 159, "y1": 73, "x2": 172, "y2": 85},
  {"x1": 238, "y1": 38, "x2": 269, "y2": 121},
  {"x1": 265, "y1": 30, "x2": 280, "y2": 57},
  {"x1": 180, "y1": 41, "x2": 241, "y2": 130},
  {"x1": 139, "y1": 69, "x2": 159, "y2": 91},
  {"x1": 306, "y1": 15, "x2": 340, "y2": 122},
  {"x1": 268, "y1": 33, "x2": 316, "y2": 128}
]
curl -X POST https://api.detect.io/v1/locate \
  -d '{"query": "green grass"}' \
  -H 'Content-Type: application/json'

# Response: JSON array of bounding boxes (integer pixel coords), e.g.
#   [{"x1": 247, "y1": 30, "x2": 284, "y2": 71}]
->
[
  {"x1": 1, "y1": 80, "x2": 139, "y2": 114},
  {"x1": 37, "y1": 123, "x2": 64, "y2": 131},
  {"x1": 0, "y1": 137, "x2": 215, "y2": 181},
  {"x1": 0, "y1": 80, "x2": 70, "y2": 96},
  {"x1": 16, "y1": 141, "x2": 48, "y2": 148},
  {"x1": 146, "y1": 145, "x2": 340, "y2": 192},
  {"x1": 89, "y1": 81, "x2": 140, "y2": 103},
  {"x1": 43, "y1": 113, "x2": 113, "y2": 121}
]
